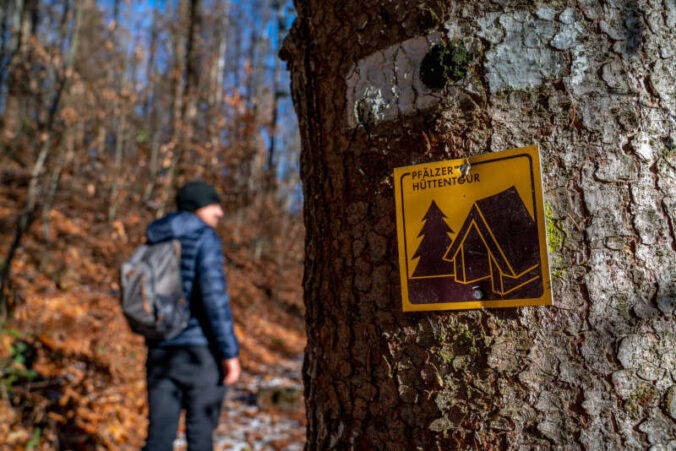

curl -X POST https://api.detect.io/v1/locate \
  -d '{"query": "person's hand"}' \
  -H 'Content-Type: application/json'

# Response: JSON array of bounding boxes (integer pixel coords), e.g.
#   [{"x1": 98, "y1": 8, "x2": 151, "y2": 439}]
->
[{"x1": 222, "y1": 357, "x2": 241, "y2": 385}]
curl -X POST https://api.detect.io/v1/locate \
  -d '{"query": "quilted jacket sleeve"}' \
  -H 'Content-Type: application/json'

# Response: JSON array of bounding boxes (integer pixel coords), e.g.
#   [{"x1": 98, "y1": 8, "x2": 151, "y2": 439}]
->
[{"x1": 196, "y1": 228, "x2": 239, "y2": 359}]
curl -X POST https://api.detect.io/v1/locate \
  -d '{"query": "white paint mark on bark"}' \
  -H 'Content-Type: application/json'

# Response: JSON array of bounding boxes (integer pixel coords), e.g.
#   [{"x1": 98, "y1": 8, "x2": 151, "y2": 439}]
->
[
  {"x1": 345, "y1": 33, "x2": 443, "y2": 128},
  {"x1": 346, "y1": 9, "x2": 591, "y2": 125}
]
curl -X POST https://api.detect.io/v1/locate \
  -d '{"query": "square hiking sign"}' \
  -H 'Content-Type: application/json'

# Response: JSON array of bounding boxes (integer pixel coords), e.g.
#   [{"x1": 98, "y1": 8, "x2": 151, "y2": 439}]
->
[{"x1": 394, "y1": 145, "x2": 552, "y2": 312}]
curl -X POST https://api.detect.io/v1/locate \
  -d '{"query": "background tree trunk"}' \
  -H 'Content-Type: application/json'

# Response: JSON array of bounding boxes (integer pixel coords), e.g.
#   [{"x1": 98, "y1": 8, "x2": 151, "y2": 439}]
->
[
  {"x1": 156, "y1": 0, "x2": 199, "y2": 218},
  {"x1": 283, "y1": 1, "x2": 676, "y2": 448},
  {"x1": 42, "y1": 0, "x2": 85, "y2": 235},
  {"x1": 1, "y1": 0, "x2": 38, "y2": 143},
  {"x1": 266, "y1": 0, "x2": 285, "y2": 182}
]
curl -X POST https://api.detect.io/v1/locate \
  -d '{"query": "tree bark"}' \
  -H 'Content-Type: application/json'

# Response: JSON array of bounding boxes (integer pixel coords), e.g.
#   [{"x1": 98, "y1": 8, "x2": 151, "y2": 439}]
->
[{"x1": 283, "y1": 1, "x2": 676, "y2": 448}]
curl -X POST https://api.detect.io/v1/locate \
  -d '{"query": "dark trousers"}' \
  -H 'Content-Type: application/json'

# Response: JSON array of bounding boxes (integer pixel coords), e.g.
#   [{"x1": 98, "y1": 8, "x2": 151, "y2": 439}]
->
[{"x1": 143, "y1": 346, "x2": 226, "y2": 451}]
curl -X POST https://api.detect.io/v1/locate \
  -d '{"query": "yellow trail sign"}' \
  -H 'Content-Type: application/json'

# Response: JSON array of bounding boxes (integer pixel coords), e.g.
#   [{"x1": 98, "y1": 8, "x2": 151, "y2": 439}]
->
[{"x1": 394, "y1": 145, "x2": 552, "y2": 311}]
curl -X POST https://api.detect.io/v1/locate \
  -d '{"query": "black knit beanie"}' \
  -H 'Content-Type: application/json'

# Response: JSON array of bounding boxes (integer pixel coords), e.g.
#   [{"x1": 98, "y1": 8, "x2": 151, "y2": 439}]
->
[{"x1": 176, "y1": 181, "x2": 221, "y2": 212}]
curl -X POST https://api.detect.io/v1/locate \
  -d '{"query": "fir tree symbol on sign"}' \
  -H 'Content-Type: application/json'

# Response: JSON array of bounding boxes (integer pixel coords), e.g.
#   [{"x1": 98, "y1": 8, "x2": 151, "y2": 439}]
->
[{"x1": 411, "y1": 200, "x2": 454, "y2": 278}]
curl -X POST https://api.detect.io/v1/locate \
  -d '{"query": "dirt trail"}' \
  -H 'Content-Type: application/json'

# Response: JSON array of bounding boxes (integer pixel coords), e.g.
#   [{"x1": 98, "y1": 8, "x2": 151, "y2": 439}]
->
[{"x1": 172, "y1": 360, "x2": 306, "y2": 450}]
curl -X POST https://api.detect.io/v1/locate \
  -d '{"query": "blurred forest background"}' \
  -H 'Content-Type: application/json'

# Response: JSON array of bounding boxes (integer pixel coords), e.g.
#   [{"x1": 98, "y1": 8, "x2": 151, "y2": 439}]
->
[{"x1": 0, "y1": 0, "x2": 307, "y2": 448}]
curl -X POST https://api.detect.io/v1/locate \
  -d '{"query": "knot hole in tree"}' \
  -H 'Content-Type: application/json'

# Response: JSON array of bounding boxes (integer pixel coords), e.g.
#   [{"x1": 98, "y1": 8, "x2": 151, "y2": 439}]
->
[{"x1": 420, "y1": 41, "x2": 470, "y2": 90}]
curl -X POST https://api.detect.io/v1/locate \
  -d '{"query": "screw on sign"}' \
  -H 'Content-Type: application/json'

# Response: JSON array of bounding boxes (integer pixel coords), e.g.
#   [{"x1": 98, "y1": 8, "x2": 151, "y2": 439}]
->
[{"x1": 394, "y1": 145, "x2": 552, "y2": 312}]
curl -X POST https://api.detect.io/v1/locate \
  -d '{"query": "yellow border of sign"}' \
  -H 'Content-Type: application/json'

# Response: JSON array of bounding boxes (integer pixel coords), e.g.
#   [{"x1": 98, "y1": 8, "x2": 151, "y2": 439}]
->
[{"x1": 394, "y1": 145, "x2": 552, "y2": 311}]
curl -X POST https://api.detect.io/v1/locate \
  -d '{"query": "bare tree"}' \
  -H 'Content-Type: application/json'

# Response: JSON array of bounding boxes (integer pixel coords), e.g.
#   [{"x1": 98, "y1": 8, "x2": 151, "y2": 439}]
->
[
  {"x1": 1, "y1": 0, "x2": 39, "y2": 144},
  {"x1": 42, "y1": 0, "x2": 90, "y2": 236},
  {"x1": 265, "y1": 0, "x2": 285, "y2": 184},
  {"x1": 156, "y1": 0, "x2": 201, "y2": 218}
]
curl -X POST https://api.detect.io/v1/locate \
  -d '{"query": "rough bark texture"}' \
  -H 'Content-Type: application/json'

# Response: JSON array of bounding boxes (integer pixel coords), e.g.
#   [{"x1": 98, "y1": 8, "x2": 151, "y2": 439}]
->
[{"x1": 282, "y1": 0, "x2": 676, "y2": 448}]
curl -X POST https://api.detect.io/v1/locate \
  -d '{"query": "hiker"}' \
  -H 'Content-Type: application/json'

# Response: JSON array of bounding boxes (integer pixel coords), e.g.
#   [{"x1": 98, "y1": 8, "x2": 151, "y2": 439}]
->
[{"x1": 142, "y1": 181, "x2": 240, "y2": 451}]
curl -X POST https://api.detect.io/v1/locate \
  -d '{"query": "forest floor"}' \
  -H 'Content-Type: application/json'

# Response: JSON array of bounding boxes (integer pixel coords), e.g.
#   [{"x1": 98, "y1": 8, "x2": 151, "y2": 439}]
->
[{"x1": 0, "y1": 172, "x2": 307, "y2": 449}]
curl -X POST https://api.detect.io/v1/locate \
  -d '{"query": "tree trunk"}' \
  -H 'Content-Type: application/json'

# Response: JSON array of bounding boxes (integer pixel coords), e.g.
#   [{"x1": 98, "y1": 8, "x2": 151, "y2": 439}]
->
[
  {"x1": 283, "y1": 1, "x2": 676, "y2": 448},
  {"x1": 266, "y1": 0, "x2": 284, "y2": 183},
  {"x1": 208, "y1": 0, "x2": 230, "y2": 152},
  {"x1": 142, "y1": 7, "x2": 159, "y2": 118},
  {"x1": 209, "y1": 0, "x2": 229, "y2": 111},
  {"x1": 142, "y1": 8, "x2": 161, "y2": 203},
  {"x1": 157, "y1": 0, "x2": 200, "y2": 218},
  {"x1": 42, "y1": 0, "x2": 84, "y2": 236},
  {"x1": 156, "y1": 0, "x2": 188, "y2": 218},
  {"x1": 108, "y1": 109, "x2": 126, "y2": 222},
  {"x1": 246, "y1": 5, "x2": 260, "y2": 113},
  {"x1": 1, "y1": 0, "x2": 37, "y2": 143},
  {"x1": 247, "y1": 2, "x2": 272, "y2": 196},
  {"x1": 142, "y1": 119, "x2": 161, "y2": 202},
  {"x1": 0, "y1": 0, "x2": 10, "y2": 76}
]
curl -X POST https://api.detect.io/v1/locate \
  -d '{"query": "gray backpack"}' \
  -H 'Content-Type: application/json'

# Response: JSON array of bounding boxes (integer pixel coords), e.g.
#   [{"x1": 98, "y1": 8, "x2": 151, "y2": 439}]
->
[{"x1": 120, "y1": 240, "x2": 189, "y2": 340}]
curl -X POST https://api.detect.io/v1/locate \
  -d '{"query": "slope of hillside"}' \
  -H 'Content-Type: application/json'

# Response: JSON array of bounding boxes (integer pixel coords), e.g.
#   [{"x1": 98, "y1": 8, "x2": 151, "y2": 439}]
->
[{"x1": 0, "y1": 173, "x2": 306, "y2": 449}]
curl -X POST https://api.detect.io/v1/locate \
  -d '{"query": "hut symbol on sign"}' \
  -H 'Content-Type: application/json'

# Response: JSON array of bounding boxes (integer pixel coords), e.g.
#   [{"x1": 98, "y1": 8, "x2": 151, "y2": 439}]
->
[
  {"x1": 411, "y1": 186, "x2": 542, "y2": 297},
  {"x1": 442, "y1": 186, "x2": 541, "y2": 295}
]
